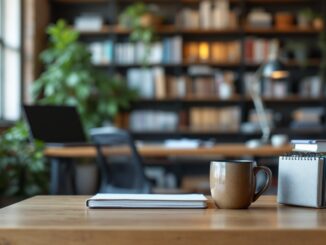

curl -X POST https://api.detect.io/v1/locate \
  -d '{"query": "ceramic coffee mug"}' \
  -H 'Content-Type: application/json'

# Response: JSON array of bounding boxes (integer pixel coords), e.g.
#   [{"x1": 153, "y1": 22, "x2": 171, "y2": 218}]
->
[{"x1": 210, "y1": 160, "x2": 272, "y2": 209}]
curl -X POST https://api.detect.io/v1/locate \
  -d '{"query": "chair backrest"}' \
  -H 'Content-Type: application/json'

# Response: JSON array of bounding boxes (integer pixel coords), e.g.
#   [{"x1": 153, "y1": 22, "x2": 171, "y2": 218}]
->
[{"x1": 91, "y1": 130, "x2": 151, "y2": 193}]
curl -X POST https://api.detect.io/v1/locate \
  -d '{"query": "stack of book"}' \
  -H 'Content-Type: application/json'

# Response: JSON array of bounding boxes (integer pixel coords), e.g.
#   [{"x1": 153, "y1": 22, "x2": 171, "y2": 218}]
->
[
  {"x1": 129, "y1": 110, "x2": 179, "y2": 132},
  {"x1": 89, "y1": 41, "x2": 114, "y2": 65},
  {"x1": 290, "y1": 107, "x2": 323, "y2": 130},
  {"x1": 244, "y1": 38, "x2": 278, "y2": 64},
  {"x1": 189, "y1": 106, "x2": 240, "y2": 132},
  {"x1": 291, "y1": 140, "x2": 326, "y2": 153},
  {"x1": 183, "y1": 41, "x2": 241, "y2": 63},
  {"x1": 88, "y1": 37, "x2": 182, "y2": 66},
  {"x1": 299, "y1": 76, "x2": 322, "y2": 98},
  {"x1": 176, "y1": 0, "x2": 239, "y2": 30},
  {"x1": 127, "y1": 67, "x2": 237, "y2": 99},
  {"x1": 74, "y1": 14, "x2": 104, "y2": 31}
]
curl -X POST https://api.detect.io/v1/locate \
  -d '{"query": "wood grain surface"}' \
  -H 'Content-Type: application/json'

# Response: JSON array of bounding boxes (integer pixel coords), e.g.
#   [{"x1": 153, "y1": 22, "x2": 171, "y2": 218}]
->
[{"x1": 1, "y1": 196, "x2": 326, "y2": 245}]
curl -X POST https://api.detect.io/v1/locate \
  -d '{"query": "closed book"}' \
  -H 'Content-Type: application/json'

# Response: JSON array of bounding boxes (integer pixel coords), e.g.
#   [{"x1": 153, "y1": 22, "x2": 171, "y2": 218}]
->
[
  {"x1": 291, "y1": 140, "x2": 326, "y2": 153},
  {"x1": 86, "y1": 194, "x2": 208, "y2": 209}
]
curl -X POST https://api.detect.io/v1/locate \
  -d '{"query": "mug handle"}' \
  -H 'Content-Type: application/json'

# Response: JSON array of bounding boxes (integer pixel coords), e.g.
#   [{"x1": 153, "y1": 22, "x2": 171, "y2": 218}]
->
[{"x1": 253, "y1": 166, "x2": 272, "y2": 202}]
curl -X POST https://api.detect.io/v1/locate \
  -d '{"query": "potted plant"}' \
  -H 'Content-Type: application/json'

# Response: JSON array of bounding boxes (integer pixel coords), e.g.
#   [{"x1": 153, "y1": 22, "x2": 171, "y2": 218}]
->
[
  {"x1": 0, "y1": 122, "x2": 48, "y2": 207},
  {"x1": 297, "y1": 8, "x2": 315, "y2": 28},
  {"x1": 119, "y1": 2, "x2": 161, "y2": 64}
]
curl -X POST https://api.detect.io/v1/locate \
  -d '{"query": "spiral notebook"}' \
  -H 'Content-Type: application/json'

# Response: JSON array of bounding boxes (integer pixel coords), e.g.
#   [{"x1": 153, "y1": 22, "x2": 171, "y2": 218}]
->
[{"x1": 277, "y1": 154, "x2": 326, "y2": 208}]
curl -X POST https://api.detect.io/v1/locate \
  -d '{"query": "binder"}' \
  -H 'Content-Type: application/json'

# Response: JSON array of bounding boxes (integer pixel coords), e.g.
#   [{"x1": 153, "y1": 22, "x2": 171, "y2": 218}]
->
[{"x1": 277, "y1": 154, "x2": 326, "y2": 208}]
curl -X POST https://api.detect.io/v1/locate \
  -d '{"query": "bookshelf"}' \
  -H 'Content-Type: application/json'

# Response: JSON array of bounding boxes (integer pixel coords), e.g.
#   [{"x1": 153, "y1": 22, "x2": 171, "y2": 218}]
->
[{"x1": 49, "y1": 0, "x2": 326, "y2": 142}]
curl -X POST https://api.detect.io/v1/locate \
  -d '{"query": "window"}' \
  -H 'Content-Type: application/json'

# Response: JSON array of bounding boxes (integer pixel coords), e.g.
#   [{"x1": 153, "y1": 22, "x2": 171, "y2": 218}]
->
[{"x1": 0, "y1": 0, "x2": 22, "y2": 121}]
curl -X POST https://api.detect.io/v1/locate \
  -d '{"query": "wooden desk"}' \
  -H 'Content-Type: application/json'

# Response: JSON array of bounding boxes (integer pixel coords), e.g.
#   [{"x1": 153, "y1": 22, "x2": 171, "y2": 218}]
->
[
  {"x1": 1, "y1": 196, "x2": 326, "y2": 245},
  {"x1": 45, "y1": 143, "x2": 293, "y2": 158},
  {"x1": 45, "y1": 144, "x2": 292, "y2": 195}
]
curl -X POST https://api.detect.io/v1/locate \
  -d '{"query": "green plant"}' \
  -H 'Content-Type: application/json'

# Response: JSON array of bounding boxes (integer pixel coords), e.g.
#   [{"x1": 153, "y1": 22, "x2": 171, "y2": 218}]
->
[
  {"x1": 33, "y1": 20, "x2": 138, "y2": 129},
  {"x1": 284, "y1": 41, "x2": 309, "y2": 67},
  {"x1": 0, "y1": 122, "x2": 48, "y2": 197},
  {"x1": 119, "y1": 2, "x2": 158, "y2": 64},
  {"x1": 299, "y1": 8, "x2": 317, "y2": 21}
]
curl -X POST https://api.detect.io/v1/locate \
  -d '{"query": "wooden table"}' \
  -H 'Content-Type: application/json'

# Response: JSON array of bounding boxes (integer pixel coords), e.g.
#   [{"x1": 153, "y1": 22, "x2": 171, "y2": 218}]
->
[
  {"x1": 1, "y1": 196, "x2": 326, "y2": 245},
  {"x1": 45, "y1": 143, "x2": 293, "y2": 158},
  {"x1": 45, "y1": 144, "x2": 292, "y2": 195}
]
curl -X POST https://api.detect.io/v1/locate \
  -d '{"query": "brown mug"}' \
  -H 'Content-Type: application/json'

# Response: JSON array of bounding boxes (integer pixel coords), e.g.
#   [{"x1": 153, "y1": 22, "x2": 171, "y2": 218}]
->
[{"x1": 210, "y1": 160, "x2": 272, "y2": 209}]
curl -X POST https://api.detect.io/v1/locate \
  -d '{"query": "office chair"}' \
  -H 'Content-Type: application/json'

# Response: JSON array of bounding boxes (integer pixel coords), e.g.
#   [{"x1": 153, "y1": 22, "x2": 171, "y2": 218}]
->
[{"x1": 91, "y1": 130, "x2": 151, "y2": 194}]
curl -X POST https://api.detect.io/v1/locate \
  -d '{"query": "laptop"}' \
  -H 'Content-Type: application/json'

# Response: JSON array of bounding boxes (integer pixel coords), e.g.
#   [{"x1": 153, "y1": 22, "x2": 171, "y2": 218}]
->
[{"x1": 23, "y1": 105, "x2": 92, "y2": 147}]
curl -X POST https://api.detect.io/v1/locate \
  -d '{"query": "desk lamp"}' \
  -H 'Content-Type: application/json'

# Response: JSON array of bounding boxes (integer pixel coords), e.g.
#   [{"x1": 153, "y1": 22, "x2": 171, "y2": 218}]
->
[{"x1": 246, "y1": 40, "x2": 289, "y2": 148}]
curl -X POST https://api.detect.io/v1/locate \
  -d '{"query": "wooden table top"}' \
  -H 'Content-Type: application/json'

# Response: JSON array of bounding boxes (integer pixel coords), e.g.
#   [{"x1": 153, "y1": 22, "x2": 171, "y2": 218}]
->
[
  {"x1": 44, "y1": 143, "x2": 293, "y2": 158},
  {"x1": 1, "y1": 195, "x2": 326, "y2": 245}
]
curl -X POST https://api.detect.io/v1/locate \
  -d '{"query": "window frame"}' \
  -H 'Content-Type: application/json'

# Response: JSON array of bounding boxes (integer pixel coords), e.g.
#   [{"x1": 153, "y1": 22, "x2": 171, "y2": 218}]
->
[
  {"x1": 0, "y1": 0, "x2": 4, "y2": 120},
  {"x1": 0, "y1": 0, "x2": 23, "y2": 122}
]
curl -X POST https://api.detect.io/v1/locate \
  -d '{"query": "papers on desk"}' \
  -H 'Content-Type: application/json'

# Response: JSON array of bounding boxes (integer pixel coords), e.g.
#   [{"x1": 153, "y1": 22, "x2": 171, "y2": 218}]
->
[
  {"x1": 86, "y1": 194, "x2": 208, "y2": 209},
  {"x1": 164, "y1": 139, "x2": 215, "y2": 149}
]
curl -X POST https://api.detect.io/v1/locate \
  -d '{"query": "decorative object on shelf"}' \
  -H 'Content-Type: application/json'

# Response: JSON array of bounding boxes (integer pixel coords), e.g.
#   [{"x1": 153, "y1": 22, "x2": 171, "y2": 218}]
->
[
  {"x1": 271, "y1": 134, "x2": 288, "y2": 147},
  {"x1": 33, "y1": 20, "x2": 138, "y2": 129},
  {"x1": 74, "y1": 13, "x2": 104, "y2": 31},
  {"x1": 297, "y1": 8, "x2": 323, "y2": 30},
  {"x1": 119, "y1": 2, "x2": 161, "y2": 64},
  {"x1": 297, "y1": 8, "x2": 315, "y2": 28},
  {"x1": 275, "y1": 12, "x2": 294, "y2": 29},
  {"x1": 247, "y1": 8, "x2": 272, "y2": 29},
  {"x1": 0, "y1": 122, "x2": 48, "y2": 198},
  {"x1": 246, "y1": 40, "x2": 289, "y2": 148},
  {"x1": 284, "y1": 41, "x2": 308, "y2": 67}
]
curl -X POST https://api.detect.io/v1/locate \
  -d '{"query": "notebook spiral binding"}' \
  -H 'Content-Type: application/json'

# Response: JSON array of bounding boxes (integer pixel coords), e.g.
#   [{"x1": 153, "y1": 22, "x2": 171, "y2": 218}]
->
[{"x1": 281, "y1": 152, "x2": 325, "y2": 161}]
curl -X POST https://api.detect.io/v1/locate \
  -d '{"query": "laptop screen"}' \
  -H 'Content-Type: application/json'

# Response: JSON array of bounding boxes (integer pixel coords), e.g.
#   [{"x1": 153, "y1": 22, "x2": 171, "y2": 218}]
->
[{"x1": 23, "y1": 105, "x2": 87, "y2": 144}]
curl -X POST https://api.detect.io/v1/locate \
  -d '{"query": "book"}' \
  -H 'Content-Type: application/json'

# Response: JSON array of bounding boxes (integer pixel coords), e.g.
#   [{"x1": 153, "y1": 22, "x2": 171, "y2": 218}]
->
[
  {"x1": 278, "y1": 154, "x2": 326, "y2": 207},
  {"x1": 86, "y1": 194, "x2": 208, "y2": 209},
  {"x1": 291, "y1": 140, "x2": 326, "y2": 153}
]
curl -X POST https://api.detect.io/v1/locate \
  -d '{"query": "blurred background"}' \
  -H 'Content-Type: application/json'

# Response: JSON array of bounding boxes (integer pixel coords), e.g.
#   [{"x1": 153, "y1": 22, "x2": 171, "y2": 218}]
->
[{"x1": 0, "y1": 0, "x2": 325, "y2": 206}]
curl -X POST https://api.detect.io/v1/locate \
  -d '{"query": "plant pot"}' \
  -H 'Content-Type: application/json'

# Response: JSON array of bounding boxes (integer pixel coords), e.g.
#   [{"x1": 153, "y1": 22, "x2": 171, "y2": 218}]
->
[
  {"x1": 275, "y1": 12, "x2": 294, "y2": 29},
  {"x1": 297, "y1": 15, "x2": 311, "y2": 28},
  {"x1": 140, "y1": 13, "x2": 162, "y2": 28},
  {"x1": 75, "y1": 162, "x2": 98, "y2": 195},
  {"x1": 313, "y1": 18, "x2": 324, "y2": 30}
]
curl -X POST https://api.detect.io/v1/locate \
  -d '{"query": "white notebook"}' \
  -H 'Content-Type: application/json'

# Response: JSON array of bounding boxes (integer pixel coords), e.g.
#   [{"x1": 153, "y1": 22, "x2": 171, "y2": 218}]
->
[
  {"x1": 277, "y1": 155, "x2": 326, "y2": 208},
  {"x1": 86, "y1": 194, "x2": 208, "y2": 209}
]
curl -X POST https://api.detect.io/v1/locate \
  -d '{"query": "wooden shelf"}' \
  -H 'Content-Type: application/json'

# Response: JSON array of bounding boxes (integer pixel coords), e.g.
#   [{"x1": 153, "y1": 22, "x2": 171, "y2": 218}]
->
[
  {"x1": 135, "y1": 95, "x2": 244, "y2": 103},
  {"x1": 260, "y1": 96, "x2": 324, "y2": 103},
  {"x1": 94, "y1": 59, "x2": 320, "y2": 68},
  {"x1": 131, "y1": 127, "x2": 325, "y2": 136},
  {"x1": 77, "y1": 25, "x2": 322, "y2": 36},
  {"x1": 53, "y1": 0, "x2": 108, "y2": 3},
  {"x1": 244, "y1": 26, "x2": 322, "y2": 34},
  {"x1": 133, "y1": 96, "x2": 324, "y2": 104},
  {"x1": 246, "y1": 59, "x2": 321, "y2": 68},
  {"x1": 246, "y1": 0, "x2": 319, "y2": 4},
  {"x1": 54, "y1": 0, "x2": 242, "y2": 4},
  {"x1": 96, "y1": 62, "x2": 242, "y2": 68},
  {"x1": 54, "y1": 0, "x2": 314, "y2": 4}
]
